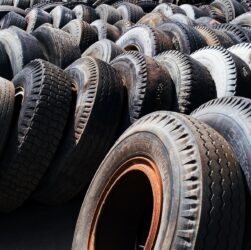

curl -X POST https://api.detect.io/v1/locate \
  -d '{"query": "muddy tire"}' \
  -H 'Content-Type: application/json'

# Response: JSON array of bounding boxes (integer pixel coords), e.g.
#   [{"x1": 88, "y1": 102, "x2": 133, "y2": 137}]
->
[
  {"x1": 25, "y1": 8, "x2": 52, "y2": 33},
  {"x1": 73, "y1": 4, "x2": 98, "y2": 23},
  {"x1": 50, "y1": 5, "x2": 75, "y2": 28},
  {"x1": 72, "y1": 111, "x2": 245, "y2": 250},
  {"x1": 116, "y1": 24, "x2": 174, "y2": 57},
  {"x1": 0, "y1": 11, "x2": 27, "y2": 30},
  {"x1": 111, "y1": 51, "x2": 173, "y2": 127},
  {"x1": 117, "y1": 2, "x2": 144, "y2": 22},
  {"x1": 0, "y1": 59, "x2": 72, "y2": 212},
  {"x1": 137, "y1": 12, "x2": 169, "y2": 28},
  {"x1": 0, "y1": 27, "x2": 44, "y2": 79},
  {"x1": 32, "y1": 25, "x2": 81, "y2": 69},
  {"x1": 62, "y1": 19, "x2": 98, "y2": 53},
  {"x1": 96, "y1": 4, "x2": 121, "y2": 24},
  {"x1": 159, "y1": 22, "x2": 207, "y2": 54},
  {"x1": 155, "y1": 50, "x2": 216, "y2": 114},
  {"x1": 153, "y1": 3, "x2": 186, "y2": 18},
  {"x1": 33, "y1": 56, "x2": 124, "y2": 205},
  {"x1": 191, "y1": 46, "x2": 251, "y2": 98},
  {"x1": 195, "y1": 25, "x2": 221, "y2": 46},
  {"x1": 82, "y1": 39, "x2": 124, "y2": 63}
]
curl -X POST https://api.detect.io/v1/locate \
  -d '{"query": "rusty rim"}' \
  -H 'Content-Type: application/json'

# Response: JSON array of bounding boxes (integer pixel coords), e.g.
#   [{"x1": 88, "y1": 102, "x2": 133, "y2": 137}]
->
[{"x1": 88, "y1": 156, "x2": 163, "y2": 250}]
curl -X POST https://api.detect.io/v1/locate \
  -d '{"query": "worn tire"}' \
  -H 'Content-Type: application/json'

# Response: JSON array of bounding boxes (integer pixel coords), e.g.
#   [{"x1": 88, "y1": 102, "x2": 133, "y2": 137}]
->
[
  {"x1": 62, "y1": 19, "x2": 98, "y2": 53},
  {"x1": 111, "y1": 51, "x2": 173, "y2": 127},
  {"x1": 73, "y1": 4, "x2": 97, "y2": 23},
  {"x1": 168, "y1": 13, "x2": 196, "y2": 26},
  {"x1": 194, "y1": 25, "x2": 221, "y2": 46},
  {"x1": 25, "y1": 8, "x2": 52, "y2": 33},
  {"x1": 72, "y1": 111, "x2": 245, "y2": 250},
  {"x1": 195, "y1": 17, "x2": 220, "y2": 27},
  {"x1": 113, "y1": 19, "x2": 133, "y2": 34},
  {"x1": 50, "y1": 5, "x2": 75, "y2": 28},
  {"x1": 0, "y1": 27, "x2": 44, "y2": 79},
  {"x1": 0, "y1": 59, "x2": 72, "y2": 212},
  {"x1": 159, "y1": 21, "x2": 207, "y2": 54},
  {"x1": 180, "y1": 4, "x2": 209, "y2": 20},
  {"x1": 33, "y1": 56, "x2": 124, "y2": 205},
  {"x1": 117, "y1": 2, "x2": 144, "y2": 22},
  {"x1": 155, "y1": 50, "x2": 216, "y2": 114},
  {"x1": 0, "y1": 11, "x2": 27, "y2": 30},
  {"x1": 96, "y1": 4, "x2": 121, "y2": 24},
  {"x1": 191, "y1": 46, "x2": 251, "y2": 98},
  {"x1": 0, "y1": 6, "x2": 26, "y2": 19},
  {"x1": 32, "y1": 25, "x2": 81, "y2": 69},
  {"x1": 153, "y1": 3, "x2": 186, "y2": 18},
  {"x1": 13, "y1": 0, "x2": 30, "y2": 9},
  {"x1": 82, "y1": 39, "x2": 124, "y2": 62},
  {"x1": 116, "y1": 24, "x2": 174, "y2": 56},
  {"x1": 137, "y1": 12, "x2": 169, "y2": 28}
]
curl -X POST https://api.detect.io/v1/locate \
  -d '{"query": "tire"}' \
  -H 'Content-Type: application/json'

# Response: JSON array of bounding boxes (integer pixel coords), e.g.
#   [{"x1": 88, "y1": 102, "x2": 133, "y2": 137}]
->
[
  {"x1": 0, "y1": 78, "x2": 14, "y2": 158},
  {"x1": 13, "y1": 0, "x2": 30, "y2": 9},
  {"x1": 159, "y1": 22, "x2": 207, "y2": 54},
  {"x1": 62, "y1": 19, "x2": 98, "y2": 53},
  {"x1": 168, "y1": 13, "x2": 196, "y2": 26},
  {"x1": 195, "y1": 17, "x2": 220, "y2": 27},
  {"x1": 111, "y1": 51, "x2": 173, "y2": 127},
  {"x1": 32, "y1": 25, "x2": 81, "y2": 69},
  {"x1": 180, "y1": 4, "x2": 209, "y2": 20},
  {"x1": 194, "y1": 25, "x2": 221, "y2": 46},
  {"x1": 113, "y1": 19, "x2": 133, "y2": 34},
  {"x1": 25, "y1": 8, "x2": 52, "y2": 33},
  {"x1": 0, "y1": 6, "x2": 26, "y2": 19},
  {"x1": 230, "y1": 12, "x2": 251, "y2": 27},
  {"x1": 91, "y1": 19, "x2": 121, "y2": 42},
  {"x1": 137, "y1": 12, "x2": 169, "y2": 28},
  {"x1": 0, "y1": 11, "x2": 27, "y2": 30},
  {"x1": 82, "y1": 39, "x2": 124, "y2": 63},
  {"x1": 214, "y1": 23, "x2": 250, "y2": 43},
  {"x1": 155, "y1": 50, "x2": 216, "y2": 114},
  {"x1": 153, "y1": 3, "x2": 186, "y2": 18},
  {"x1": 116, "y1": 24, "x2": 174, "y2": 57},
  {"x1": 0, "y1": 0, "x2": 13, "y2": 5},
  {"x1": 241, "y1": 0, "x2": 251, "y2": 11},
  {"x1": 72, "y1": 111, "x2": 245, "y2": 250},
  {"x1": 33, "y1": 56, "x2": 124, "y2": 205},
  {"x1": 50, "y1": 5, "x2": 75, "y2": 28},
  {"x1": 117, "y1": 2, "x2": 144, "y2": 23},
  {"x1": 0, "y1": 59, "x2": 72, "y2": 212},
  {"x1": 213, "y1": 29, "x2": 236, "y2": 48},
  {"x1": 0, "y1": 27, "x2": 45, "y2": 79},
  {"x1": 73, "y1": 4, "x2": 98, "y2": 23},
  {"x1": 95, "y1": 4, "x2": 121, "y2": 24},
  {"x1": 0, "y1": 42, "x2": 12, "y2": 80},
  {"x1": 211, "y1": 0, "x2": 235, "y2": 22},
  {"x1": 191, "y1": 46, "x2": 251, "y2": 98},
  {"x1": 228, "y1": 43, "x2": 251, "y2": 70}
]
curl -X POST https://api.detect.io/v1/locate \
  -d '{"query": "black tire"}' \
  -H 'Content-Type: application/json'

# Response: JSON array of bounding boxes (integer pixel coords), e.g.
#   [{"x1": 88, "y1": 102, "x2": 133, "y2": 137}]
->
[
  {"x1": 25, "y1": 8, "x2": 52, "y2": 33},
  {"x1": 195, "y1": 25, "x2": 221, "y2": 46},
  {"x1": 0, "y1": 42, "x2": 12, "y2": 80},
  {"x1": 228, "y1": 43, "x2": 251, "y2": 70},
  {"x1": 0, "y1": 6, "x2": 26, "y2": 19},
  {"x1": 214, "y1": 23, "x2": 250, "y2": 43},
  {"x1": 116, "y1": 24, "x2": 174, "y2": 57},
  {"x1": 95, "y1": 4, "x2": 121, "y2": 24},
  {"x1": 33, "y1": 56, "x2": 124, "y2": 205},
  {"x1": 155, "y1": 50, "x2": 216, "y2": 114},
  {"x1": 0, "y1": 11, "x2": 27, "y2": 30},
  {"x1": 13, "y1": 0, "x2": 30, "y2": 9},
  {"x1": 199, "y1": 4, "x2": 226, "y2": 23},
  {"x1": 0, "y1": 59, "x2": 72, "y2": 212},
  {"x1": 73, "y1": 4, "x2": 98, "y2": 23},
  {"x1": 50, "y1": 5, "x2": 75, "y2": 28},
  {"x1": 32, "y1": 25, "x2": 81, "y2": 69},
  {"x1": 159, "y1": 21, "x2": 207, "y2": 54},
  {"x1": 117, "y1": 2, "x2": 144, "y2": 23},
  {"x1": 91, "y1": 19, "x2": 121, "y2": 41},
  {"x1": 111, "y1": 51, "x2": 173, "y2": 127},
  {"x1": 213, "y1": 29, "x2": 236, "y2": 48},
  {"x1": 72, "y1": 111, "x2": 245, "y2": 250},
  {"x1": 241, "y1": 0, "x2": 251, "y2": 11},
  {"x1": 211, "y1": 0, "x2": 235, "y2": 22},
  {"x1": 0, "y1": 0, "x2": 13, "y2": 5},
  {"x1": 0, "y1": 27, "x2": 45, "y2": 79},
  {"x1": 82, "y1": 39, "x2": 124, "y2": 62},
  {"x1": 62, "y1": 19, "x2": 98, "y2": 53},
  {"x1": 137, "y1": 12, "x2": 169, "y2": 28},
  {"x1": 191, "y1": 46, "x2": 251, "y2": 98},
  {"x1": 230, "y1": 12, "x2": 251, "y2": 27},
  {"x1": 195, "y1": 17, "x2": 220, "y2": 27},
  {"x1": 153, "y1": 3, "x2": 186, "y2": 18},
  {"x1": 0, "y1": 77, "x2": 14, "y2": 158},
  {"x1": 33, "y1": 2, "x2": 62, "y2": 12},
  {"x1": 168, "y1": 13, "x2": 196, "y2": 26},
  {"x1": 113, "y1": 19, "x2": 133, "y2": 34}
]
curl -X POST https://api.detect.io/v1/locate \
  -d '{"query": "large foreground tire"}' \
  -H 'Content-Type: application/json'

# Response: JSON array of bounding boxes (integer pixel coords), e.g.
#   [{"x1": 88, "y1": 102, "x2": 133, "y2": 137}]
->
[
  {"x1": 33, "y1": 57, "x2": 124, "y2": 205},
  {"x1": 72, "y1": 111, "x2": 245, "y2": 250},
  {"x1": 0, "y1": 59, "x2": 72, "y2": 212},
  {"x1": 32, "y1": 25, "x2": 81, "y2": 69}
]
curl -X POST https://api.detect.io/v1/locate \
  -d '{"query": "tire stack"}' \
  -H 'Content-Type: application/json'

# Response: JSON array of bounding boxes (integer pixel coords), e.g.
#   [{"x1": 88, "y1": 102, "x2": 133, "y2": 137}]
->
[{"x1": 0, "y1": 0, "x2": 250, "y2": 249}]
